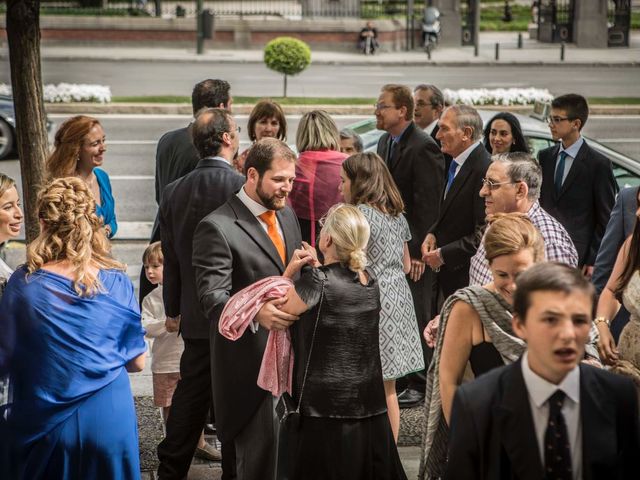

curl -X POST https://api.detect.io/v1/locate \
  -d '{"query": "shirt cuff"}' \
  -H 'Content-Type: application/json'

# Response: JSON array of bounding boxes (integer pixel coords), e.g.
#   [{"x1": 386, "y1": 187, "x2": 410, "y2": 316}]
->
[{"x1": 437, "y1": 248, "x2": 445, "y2": 265}]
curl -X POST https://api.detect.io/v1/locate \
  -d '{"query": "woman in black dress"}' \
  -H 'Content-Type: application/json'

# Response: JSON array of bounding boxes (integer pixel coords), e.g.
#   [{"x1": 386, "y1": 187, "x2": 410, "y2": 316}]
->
[{"x1": 278, "y1": 203, "x2": 407, "y2": 480}]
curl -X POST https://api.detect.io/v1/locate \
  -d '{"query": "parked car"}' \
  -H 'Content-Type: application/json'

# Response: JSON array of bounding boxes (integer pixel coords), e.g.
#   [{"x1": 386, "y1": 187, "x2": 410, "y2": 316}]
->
[
  {"x1": 346, "y1": 109, "x2": 640, "y2": 190},
  {"x1": 0, "y1": 94, "x2": 54, "y2": 161}
]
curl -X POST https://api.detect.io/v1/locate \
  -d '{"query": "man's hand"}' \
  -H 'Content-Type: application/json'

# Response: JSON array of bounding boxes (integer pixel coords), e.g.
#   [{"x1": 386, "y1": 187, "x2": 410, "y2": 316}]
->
[
  {"x1": 409, "y1": 259, "x2": 426, "y2": 282},
  {"x1": 582, "y1": 265, "x2": 594, "y2": 279},
  {"x1": 165, "y1": 315, "x2": 180, "y2": 333},
  {"x1": 421, "y1": 233, "x2": 437, "y2": 260},
  {"x1": 424, "y1": 249, "x2": 444, "y2": 271},
  {"x1": 423, "y1": 315, "x2": 440, "y2": 348},
  {"x1": 255, "y1": 298, "x2": 299, "y2": 331}
]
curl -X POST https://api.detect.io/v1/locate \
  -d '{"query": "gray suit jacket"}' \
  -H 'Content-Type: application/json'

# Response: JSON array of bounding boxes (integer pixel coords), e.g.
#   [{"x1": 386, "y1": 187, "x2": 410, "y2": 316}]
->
[
  {"x1": 193, "y1": 194, "x2": 301, "y2": 442},
  {"x1": 592, "y1": 186, "x2": 639, "y2": 294}
]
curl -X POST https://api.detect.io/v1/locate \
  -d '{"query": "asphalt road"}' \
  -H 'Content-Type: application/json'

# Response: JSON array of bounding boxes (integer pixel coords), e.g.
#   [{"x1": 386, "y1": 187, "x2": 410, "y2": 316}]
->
[
  {"x1": 1, "y1": 61, "x2": 639, "y2": 98},
  {"x1": 2, "y1": 113, "x2": 639, "y2": 226}
]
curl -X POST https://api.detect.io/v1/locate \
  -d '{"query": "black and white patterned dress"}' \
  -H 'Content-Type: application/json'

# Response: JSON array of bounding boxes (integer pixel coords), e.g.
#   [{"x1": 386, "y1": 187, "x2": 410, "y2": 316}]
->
[{"x1": 358, "y1": 204, "x2": 425, "y2": 380}]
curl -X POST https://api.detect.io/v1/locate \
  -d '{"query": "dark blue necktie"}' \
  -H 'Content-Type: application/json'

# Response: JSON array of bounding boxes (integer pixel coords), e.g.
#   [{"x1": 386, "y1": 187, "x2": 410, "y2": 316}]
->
[
  {"x1": 554, "y1": 151, "x2": 568, "y2": 193},
  {"x1": 544, "y1": 390, "x2": 572, "y2": 480},
  {"x1": 388, "y1": 139, "x2": 398, "y2": 164},
  {"x1": 444, "y1": 160, "x2": 458, "y2": 197}
]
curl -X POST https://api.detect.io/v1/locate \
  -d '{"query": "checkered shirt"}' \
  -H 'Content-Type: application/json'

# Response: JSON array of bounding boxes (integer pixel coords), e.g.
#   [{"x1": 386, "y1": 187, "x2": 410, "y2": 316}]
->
[{"x1": 469, "y1": 202, "x2": 579, "y2": 286}]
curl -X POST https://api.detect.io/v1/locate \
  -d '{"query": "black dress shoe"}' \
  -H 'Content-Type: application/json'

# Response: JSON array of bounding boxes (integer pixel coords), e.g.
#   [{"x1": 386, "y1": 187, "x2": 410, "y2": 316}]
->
[{"x1": 397, "y1": 388, "x2": 425, "y2": 408}]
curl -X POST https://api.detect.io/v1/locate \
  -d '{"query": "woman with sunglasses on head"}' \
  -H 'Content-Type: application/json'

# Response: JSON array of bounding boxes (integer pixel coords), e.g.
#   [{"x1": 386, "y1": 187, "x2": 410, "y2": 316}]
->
[
  {"x1": 235, "y1": 99, "x2": 287, "y2": 174},
  {"x1": 340, "y1": 152, "x2": 424, "y2": 443},
  {"x1": 46, "y1": 115, "x2": 117, "y2": 238},
  {"x1": 482, "y1": 112, "x2": 529, "y2": 155},
  {"x1": 288, "y1": 110, "x2": 347, "y2": 247}
]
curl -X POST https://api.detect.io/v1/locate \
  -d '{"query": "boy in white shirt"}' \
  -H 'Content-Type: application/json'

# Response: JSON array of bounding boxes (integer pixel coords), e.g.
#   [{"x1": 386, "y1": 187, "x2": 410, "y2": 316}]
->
[{"x1": 141, "y1": 242, "x2": 220, "y2": 461}]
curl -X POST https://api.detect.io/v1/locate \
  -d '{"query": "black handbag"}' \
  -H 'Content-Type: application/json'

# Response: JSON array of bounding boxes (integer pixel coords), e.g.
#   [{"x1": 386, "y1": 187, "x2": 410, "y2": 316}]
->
[{"x1": 275, "y1": 278, "x2": 325, "y2": 428}]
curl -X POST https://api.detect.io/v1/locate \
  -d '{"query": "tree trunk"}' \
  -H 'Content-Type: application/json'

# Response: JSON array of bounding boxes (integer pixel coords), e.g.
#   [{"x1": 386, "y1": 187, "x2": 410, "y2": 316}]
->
[
  {"x1": 6, "y1": 0, "x2": 48, "y2": 243},
  {"x1": 283, "y1": 74, "x2": 288, "y2": 98}
]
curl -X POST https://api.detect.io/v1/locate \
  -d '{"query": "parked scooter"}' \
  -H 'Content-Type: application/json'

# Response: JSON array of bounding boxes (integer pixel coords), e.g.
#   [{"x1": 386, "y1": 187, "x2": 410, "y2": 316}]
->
[{"x1": 422, "y1": 7, "x2": 441, "y2": 54}]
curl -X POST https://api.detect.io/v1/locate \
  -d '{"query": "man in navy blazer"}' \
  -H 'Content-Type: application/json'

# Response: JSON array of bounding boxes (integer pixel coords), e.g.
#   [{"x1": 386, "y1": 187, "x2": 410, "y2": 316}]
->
[
  {"x1": 445, "y1": 263, "x2": 639, "y2": 480},
  {"x1": 538, "y1": 94, "x2": 617, "y2": 276},
  {"x1": 592, "y1": 186, "x2": 639, "y2": 341}
]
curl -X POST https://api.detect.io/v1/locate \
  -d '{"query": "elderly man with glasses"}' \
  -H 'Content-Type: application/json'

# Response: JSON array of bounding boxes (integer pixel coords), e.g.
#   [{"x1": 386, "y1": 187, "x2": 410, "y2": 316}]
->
[
  {"x1": 538, "y1": 94, "x2": 617, "y2": 278},
  {"x1": 469, "y1": 152, "x2": 578, "y2": 286}
]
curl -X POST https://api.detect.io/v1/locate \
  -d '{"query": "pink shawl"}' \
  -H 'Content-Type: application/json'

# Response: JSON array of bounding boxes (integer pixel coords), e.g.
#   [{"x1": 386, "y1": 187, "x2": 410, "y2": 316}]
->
[{"x1": 218, "y1": 276, "x2": 294, "y2": 397}]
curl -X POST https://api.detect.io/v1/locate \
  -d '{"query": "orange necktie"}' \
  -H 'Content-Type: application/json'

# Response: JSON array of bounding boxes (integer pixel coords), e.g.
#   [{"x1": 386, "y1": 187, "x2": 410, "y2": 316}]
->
[{"x1": 258, "y1": 211, "x2": 286, "y2": 264}]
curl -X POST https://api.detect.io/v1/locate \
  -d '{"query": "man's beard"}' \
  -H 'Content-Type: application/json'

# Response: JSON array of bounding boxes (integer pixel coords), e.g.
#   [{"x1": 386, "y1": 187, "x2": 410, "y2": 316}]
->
[{"x1": 256, "y1": 178, "x2": 286, "y2": 211}]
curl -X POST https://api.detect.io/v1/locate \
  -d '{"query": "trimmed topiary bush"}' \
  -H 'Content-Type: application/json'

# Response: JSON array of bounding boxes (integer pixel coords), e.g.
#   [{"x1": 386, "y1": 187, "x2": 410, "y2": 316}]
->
[{"x1": 263, "y1": 37, "x2": 311, "y2": 98}]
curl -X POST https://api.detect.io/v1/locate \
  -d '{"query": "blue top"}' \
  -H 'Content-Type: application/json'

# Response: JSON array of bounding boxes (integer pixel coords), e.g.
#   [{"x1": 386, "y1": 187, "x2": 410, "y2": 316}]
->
[
  {"x1": 0, "y1": 266, "x2": 146, "y2": 479},
  {"x1": 94, "y1": 167, "x2": 117, "y2": 238}
]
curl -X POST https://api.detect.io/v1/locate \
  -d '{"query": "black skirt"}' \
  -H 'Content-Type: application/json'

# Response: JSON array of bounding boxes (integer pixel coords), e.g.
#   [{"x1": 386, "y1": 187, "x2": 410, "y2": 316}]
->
[{"x1": 277, "y1": 413, "x2": 407, "y2": 480}]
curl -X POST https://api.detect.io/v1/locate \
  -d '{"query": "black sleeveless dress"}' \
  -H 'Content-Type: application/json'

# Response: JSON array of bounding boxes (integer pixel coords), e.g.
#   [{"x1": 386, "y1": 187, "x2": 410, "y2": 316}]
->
[{"x1": 277, "y1": 264, "x2": 408, "y2": 480}]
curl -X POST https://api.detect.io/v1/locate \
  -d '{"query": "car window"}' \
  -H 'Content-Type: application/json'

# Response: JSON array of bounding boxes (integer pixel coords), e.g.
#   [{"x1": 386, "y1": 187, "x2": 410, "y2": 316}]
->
[
  {"x1": 527, "y1": 136, "x2": 556, "y2": 158},
  {"x1": 612, "y1": 164, "x2": 640, "y2": 189}
]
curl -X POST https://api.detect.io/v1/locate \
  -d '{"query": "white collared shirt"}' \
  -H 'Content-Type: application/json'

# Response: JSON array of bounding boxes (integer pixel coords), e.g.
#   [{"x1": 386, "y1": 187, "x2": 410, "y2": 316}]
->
[
  {"x1": 555, "y1": 136, "x2": 584, "y2": 185},
  {"x1": 204, "y1": 155, "x2": 232, "y2": 166},
  {"x1": 425, "y1": 119, "x2": 439, "y2": 136},
  {"x1": 521, "y1": 351, "x2": 582, "y2": 480},
  {"x1": 451, "y1": 140, "x2": 482, "y2": 179},
  {"x1": 236, "y1": 186, "x2": 284, "y2": 240}
]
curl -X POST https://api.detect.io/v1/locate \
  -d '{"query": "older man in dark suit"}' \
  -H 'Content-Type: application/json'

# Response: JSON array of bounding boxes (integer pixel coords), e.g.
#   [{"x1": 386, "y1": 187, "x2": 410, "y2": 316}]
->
[
  {"x1": 193, "y1": 138, "x2": 301, "y2": 480},
  {"x1": 444, "y1": 263, "x2": 639, "y2": 480},
  {"x1": 538, "y1": 94, "x2": 617, "y2": 277},
  {"x1": 156, "y1": 108, "x2": 243, "y2": 479},
  {"x1": 422, "y1": 104, "x2": 491, "y2": 300},
  {"x1": 141, "y1": 79, "x2": 232, "y2": 303},
  {"x1": 375, "y1": 83, "x2": 444, "y2": 407}
]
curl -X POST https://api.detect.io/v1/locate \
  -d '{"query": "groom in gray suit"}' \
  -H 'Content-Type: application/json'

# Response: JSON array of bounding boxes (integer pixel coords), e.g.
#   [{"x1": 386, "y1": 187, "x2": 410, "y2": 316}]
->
[{"x1": 193, "y1": 138, "x2": 301, "y2": 480}]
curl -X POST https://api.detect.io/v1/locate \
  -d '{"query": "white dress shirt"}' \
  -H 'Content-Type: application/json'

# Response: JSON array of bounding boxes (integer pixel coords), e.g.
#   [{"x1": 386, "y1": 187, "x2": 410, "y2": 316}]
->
[
  {"x1": 521, "y1": 351, "x2": 582, "y2": 480},
  {"x1": 424, "y1": 119, "x2": 439, "y2": 136},
  {"x1": 555, "y1": 137, "x2": 585, "y2": 185},
  {"x1": 451, "y1": 140, "x2": 482, "y2": 179},
  {"x1": 236, "y1": 186, "x2": 284, "y2": 240}
]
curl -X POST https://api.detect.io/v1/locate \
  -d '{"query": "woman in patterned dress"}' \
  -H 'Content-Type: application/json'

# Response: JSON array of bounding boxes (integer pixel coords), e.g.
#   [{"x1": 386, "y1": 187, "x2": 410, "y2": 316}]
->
[{"x1": 340, "y1": 152, "x2": 424, "y2": 442}]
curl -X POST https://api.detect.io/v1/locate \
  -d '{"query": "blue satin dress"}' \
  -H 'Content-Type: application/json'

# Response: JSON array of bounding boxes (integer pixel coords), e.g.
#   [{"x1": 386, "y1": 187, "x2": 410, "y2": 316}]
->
[
  {"x1": 0, "y1": 266, "x2": 146, "y2": 479},
  {"x1": 94, "y1": 167, "x2": 117, "y2": 238}
]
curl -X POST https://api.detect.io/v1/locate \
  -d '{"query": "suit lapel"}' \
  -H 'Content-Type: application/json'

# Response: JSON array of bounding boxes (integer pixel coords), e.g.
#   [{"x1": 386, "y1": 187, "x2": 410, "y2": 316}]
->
[
  {"x1": 541, "y1": 145, "x2": 560, "y2": 201},
  {"x1": 495, "y1": 362, "x2": 545, "y2": 480},
  {"x1": 439, "y1": 144, "x2": 478, "y2": 217},
  {"x1": 557, "y1": 142, "x2": 588, "y2": 199},
  {"x1": 580, "y1": 365, "x2": 616, "y2": 480},
  {"x1": 276, "y1": 208, "x2": 298, "y2": 264},
  {"x1": 229, "y1": 196, "x2": 286, "y2": 272}
]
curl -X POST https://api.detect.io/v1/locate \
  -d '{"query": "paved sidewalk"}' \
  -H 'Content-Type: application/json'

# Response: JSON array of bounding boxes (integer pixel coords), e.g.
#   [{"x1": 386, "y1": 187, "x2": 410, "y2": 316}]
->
[{"x1": 2, "y1": 31, "x2": 639, "y2": 66}]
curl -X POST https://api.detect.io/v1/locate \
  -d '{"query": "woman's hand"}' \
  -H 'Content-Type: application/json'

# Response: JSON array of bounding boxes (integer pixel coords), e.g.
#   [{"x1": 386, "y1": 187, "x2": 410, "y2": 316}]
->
[
  {"x1": 300, "y1": 241, "x2": 320, "y2": 266},
  {"x1": 596, "y1": 322, "x2": 619, "y2": 365},
  {"x1": 283, "y1": 248, "x2": 314, "y2": 278}
]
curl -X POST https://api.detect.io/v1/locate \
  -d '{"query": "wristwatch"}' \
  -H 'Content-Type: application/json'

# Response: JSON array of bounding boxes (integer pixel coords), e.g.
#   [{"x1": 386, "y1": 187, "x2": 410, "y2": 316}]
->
[{"x1": 594, "y1": 316, "x2": 610, "y2": 328}]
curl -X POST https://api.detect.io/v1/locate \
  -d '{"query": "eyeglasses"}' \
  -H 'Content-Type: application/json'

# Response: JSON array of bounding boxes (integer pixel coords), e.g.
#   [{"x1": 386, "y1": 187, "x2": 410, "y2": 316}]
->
[
  {"x1": 481, "y1": 178, "x2": 516, "y2": 190},
  {"x1": 374, "y1": 103, "x2": 395, "y2": 111},
  {"x1": 235, "y1": 126, "x2": 242, "y2": 133},
  {"x1": 415, "y1": 101, "x2": 433, "y2": 109},
  {"x1": 547, "y1": 116, "x2": 572, "y2": 125}
]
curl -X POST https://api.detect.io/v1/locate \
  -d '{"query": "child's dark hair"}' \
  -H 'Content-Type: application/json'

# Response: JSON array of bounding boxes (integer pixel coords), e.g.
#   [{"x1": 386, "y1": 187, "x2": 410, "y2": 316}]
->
[{"x1": 143, "y1": 241, "x2": 163, "y2": 265}]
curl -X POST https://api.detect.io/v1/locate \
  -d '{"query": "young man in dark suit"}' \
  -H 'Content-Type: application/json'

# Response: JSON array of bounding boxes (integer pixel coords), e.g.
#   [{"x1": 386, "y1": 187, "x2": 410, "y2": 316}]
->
[
  {"x1": 193, "y1": 138, "x2": 301, "y2": 480},
  {"x1": 156, "y1": 108, "x2": 244, "y2": 479},
  {"x1": 445, "y1": 262, "x2": 639, "y2": 480},
  {"x1": 375, "y1": 83, "x2": 445, "y2": 407},
  {"x1": 422, "y1": 105, "x2": 491, "y2": 299},
  {"x1": 538, "y1": 94, "x2": 617, "y2": 277},
  {"x1": 141, "y1": 79, "x2": 232, "y2": 303}
]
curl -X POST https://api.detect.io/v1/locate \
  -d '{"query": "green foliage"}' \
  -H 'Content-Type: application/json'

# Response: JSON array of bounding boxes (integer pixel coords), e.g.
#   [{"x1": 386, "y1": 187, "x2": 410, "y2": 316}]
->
[{"x1": 263, "y1": 37, "x2": 311, "y2": 77}]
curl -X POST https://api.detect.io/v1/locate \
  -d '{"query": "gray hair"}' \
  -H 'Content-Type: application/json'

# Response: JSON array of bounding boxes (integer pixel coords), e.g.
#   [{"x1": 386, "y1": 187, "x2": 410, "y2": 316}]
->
[
  {"x1": 447, "y1": 105, "x2": 483, "y2": 142},
  {"x1": 492, "y1": 151, "x2": 542, "y2": 201},
  {"x1": 414, "y1": 84, "x2": 445, "y2": 108},
  {"x1": 296, "y1": 110, "x2": 340, "y2": 152},
  {"x1": 339, "y1": 128, "x2": 363, "y2": 153}
]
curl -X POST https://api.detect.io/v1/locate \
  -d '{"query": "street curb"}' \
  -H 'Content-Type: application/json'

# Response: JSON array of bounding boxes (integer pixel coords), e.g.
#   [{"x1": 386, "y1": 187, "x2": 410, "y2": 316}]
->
[
  {"x1": 6, "y1": 53, "x2": 638, "y2": 68},
  {"x1": 45, "y1": 103, "x2": 640, "y2": 116}
]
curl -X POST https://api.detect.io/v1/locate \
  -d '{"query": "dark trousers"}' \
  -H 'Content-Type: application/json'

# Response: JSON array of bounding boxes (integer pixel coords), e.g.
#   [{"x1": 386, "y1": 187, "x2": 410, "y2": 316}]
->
[
  {"x1": 403, "y1": 269, "x2": 434, "y2": 393},
  {"x1": 234, "y1": 395, "x2": 278, "y2": 480},
  {"x1": 157, "y1": 338, "x2": 216, "y2": 479}
]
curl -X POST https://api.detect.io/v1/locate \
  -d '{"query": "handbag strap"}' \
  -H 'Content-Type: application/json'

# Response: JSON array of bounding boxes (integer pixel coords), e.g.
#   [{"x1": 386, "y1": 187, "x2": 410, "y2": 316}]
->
[{"x1": 294, "y1": 276, "x2": 326, "y2": 414}]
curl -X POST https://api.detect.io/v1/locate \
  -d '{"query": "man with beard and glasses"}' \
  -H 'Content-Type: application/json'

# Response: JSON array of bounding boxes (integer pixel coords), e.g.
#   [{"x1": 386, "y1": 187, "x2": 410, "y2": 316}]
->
[
  {"x1": 193, "y1": 137, "x2": 301, "y2": 480},
  {"x1": 157, "y1": 108, "x2": 243, "y2": 479}
]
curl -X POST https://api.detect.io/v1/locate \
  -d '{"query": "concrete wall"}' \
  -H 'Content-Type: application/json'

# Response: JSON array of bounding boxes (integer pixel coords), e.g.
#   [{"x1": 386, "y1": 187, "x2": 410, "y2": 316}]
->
[
  {"x1": 574, "y1": 0, "x2": 608, "y2": 48},
  {"x1": 0, "y1": 16, "x2": 407, "y2": 52}
]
